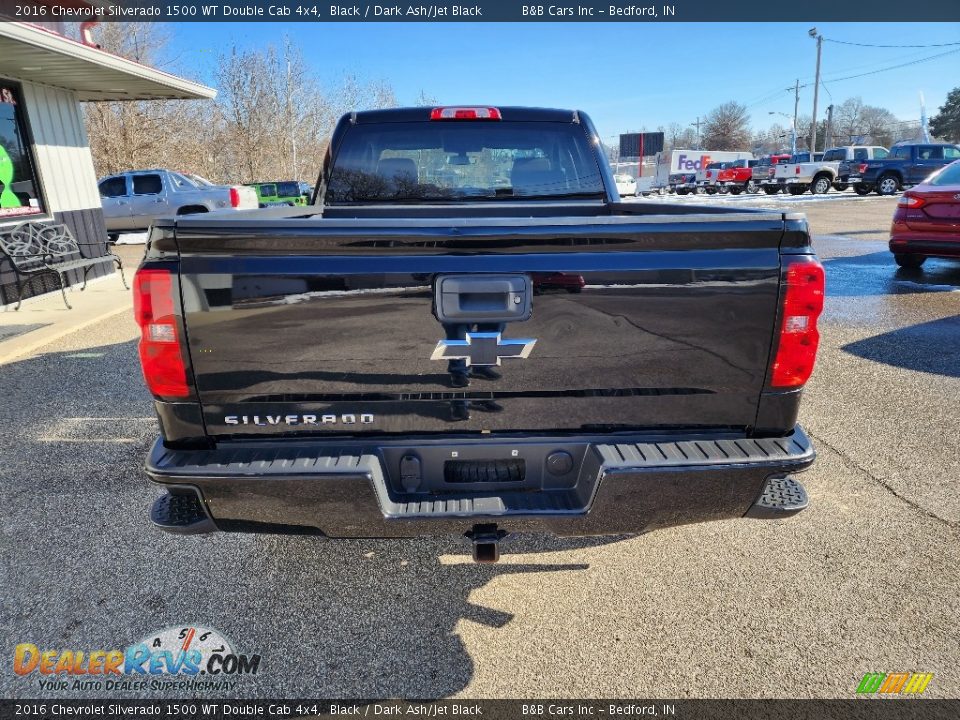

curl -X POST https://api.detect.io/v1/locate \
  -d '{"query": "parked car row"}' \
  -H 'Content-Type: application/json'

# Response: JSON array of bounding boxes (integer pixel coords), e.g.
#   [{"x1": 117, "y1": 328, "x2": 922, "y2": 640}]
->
[{"x1": 660, "y1": 143, "x2": 960, "y2": 198}]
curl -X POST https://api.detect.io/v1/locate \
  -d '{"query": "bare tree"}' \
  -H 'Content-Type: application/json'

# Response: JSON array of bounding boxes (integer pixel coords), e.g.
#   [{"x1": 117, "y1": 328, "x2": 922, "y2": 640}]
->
[
  {"x1": 84, "y1": 25, "x2": 413, "y2": 184},
  {"x1": 702, "y1": 102, "x2": 751, "y2": 150}
]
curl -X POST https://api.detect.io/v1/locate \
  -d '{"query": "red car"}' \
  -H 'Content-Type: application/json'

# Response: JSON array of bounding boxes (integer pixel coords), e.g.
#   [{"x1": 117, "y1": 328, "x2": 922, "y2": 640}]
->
[{"x1": 889, "y1": 159, "x2": 960, "y2": 269}]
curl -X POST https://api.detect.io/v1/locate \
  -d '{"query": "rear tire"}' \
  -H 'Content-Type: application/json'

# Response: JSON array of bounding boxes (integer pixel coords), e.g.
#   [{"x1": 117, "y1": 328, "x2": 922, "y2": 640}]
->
[
  {"x1": 763, "y1": 186, "x2": 780, "y2": 195},
  {"x1": 811, "y1": 175, "x2": 832, "y2": 195},
  {"x1": 877, "y1": 174, "x2": 900, "y2": 196},
  {"x1": 729, "y1": 186, "x2": 743, "y2": 195},
  {"x1": 718, "y1": 185, "x2": 730, "y2": 195},
  {"x1": 894, "y1": 253, "x2": 926, "y2": 269},
  {"x1": 787, "y1": 185, "x2": 806, "y2": 195},
  {"x1": 705, "y1": 187, "x2": 716, "y2": 195},
  {"x1": 833, "y1": 182, "x2": 849, "y2": 192},
  {"x1": 676, "y1": 189, "x2": 688, "y2": 196},
  {"x1": 854, "y1": 184, "x2": 872, "y2": 196}
]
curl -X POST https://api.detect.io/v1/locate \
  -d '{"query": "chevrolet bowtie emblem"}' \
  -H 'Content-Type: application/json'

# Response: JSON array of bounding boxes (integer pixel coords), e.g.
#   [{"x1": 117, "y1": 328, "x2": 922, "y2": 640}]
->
[{"x1": 431, "y1": 332, "x2": 537, "y2": 367}]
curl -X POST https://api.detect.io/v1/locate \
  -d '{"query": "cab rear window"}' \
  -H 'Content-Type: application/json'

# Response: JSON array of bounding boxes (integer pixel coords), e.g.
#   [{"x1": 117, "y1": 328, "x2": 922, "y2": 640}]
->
[{"x1": 326, "y1": 121, "x2": 604, "y2": 203}]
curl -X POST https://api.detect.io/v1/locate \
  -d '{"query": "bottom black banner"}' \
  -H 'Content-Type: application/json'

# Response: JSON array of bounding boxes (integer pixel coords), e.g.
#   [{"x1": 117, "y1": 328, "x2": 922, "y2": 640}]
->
[{"x1": 1, "y1": 700, "x2": 958, "y2": 720}]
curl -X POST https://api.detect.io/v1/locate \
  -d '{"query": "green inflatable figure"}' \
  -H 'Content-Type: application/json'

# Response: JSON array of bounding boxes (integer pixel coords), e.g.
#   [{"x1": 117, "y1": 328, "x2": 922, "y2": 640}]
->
[{"x1": 0, "y1": 143, "x2": 23, "y2": 209}]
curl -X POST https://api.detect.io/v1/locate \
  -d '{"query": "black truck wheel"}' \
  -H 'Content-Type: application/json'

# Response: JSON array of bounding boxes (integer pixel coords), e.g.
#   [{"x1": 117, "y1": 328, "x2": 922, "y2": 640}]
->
[{"x1": 854, "y1": 184, "x2": 872, "y2": 196}]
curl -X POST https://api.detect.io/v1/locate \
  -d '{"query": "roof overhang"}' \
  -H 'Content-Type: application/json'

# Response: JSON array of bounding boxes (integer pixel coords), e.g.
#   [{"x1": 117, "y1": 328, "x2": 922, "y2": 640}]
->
[{"x1": 0, "y1": 22, "x2": 215, "y2": 101}]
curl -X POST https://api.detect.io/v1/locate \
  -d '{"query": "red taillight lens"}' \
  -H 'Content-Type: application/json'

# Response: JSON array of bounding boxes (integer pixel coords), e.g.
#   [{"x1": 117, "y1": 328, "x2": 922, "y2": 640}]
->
[
  {"x1": 770, "y1": 260, "x2": 825, "y2": 388},
  {"x1": 795, "y1": 166, "x2": 801, "y2": 174},
  {"x1": 430, "y1": 107, "x2": 502, "y2": 120},
  {"x1": 897, "y1": 194, "x2": 925, "y2": 209},
  {"x1": 706, "y1": 171, "x2": 712, "y2": 178},
  {"x1": 133, "y1": 268, "x2": 189, "y2": 398},
  {"x1": 858, "y1": 163, "x2": 868, "y2": 174},
  {"x1": 229, "y1": 187, "x2": 240, "y2": 207}
]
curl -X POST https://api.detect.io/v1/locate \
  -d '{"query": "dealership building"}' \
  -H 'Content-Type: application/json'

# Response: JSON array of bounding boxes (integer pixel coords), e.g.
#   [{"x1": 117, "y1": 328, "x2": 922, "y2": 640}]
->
[{"x1": 0, "y1": 16, "x2": 214, "y2": 306}]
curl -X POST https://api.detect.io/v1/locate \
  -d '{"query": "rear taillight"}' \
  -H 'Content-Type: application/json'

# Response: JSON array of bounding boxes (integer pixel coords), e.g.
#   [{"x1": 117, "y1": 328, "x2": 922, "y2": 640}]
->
[
  {"x1": 898, "y1": 194, "x2": 925, "y2": 208},
  {"x1": 430, "y1": 106, "x2": 502, "y2": 120},
  {"x1": 133, "y1": 268, "x2": 189, "y2": 398},
  {"x1": 795, "y1": 166, "x2": 801, "y2": 174},
  {"x1": 706, "y1": 171, "x2": 712, "y2": 178},
  {"x1": 857, "y1": 163, "x2": 868, "y2": 174},
  {"x1": 229, "y1": 187, "x2": 241, "y2": 207},
  {"x1": 770, "y1": 260, "x2": 825, "y2": 388},
  {"x1": 768, "y1": 167, "x2": 775, "y2": 177}
]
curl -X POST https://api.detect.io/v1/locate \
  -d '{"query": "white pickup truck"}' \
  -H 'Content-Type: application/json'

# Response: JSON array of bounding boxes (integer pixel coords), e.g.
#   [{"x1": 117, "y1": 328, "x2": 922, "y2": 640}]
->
[{"x1": 775, "y1": 146, "x2": 888, "y2": 195}]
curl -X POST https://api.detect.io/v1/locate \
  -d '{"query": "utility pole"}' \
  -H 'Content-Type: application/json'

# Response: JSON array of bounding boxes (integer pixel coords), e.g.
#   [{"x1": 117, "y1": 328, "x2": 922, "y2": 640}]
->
[
  {"x1": 690, "y1": 117, "x2": 702, "y2": 149},
  {"x1": 825, "y1": 104, "x2": 834, "y2": 149},
  {"x1": 792, "y1": 79, "x2": 800, "y2": 155},
  {"x1": 809, "y1": 28, "x2": 823, "y2": 153},
  {"x1": 287, "y1": 57, "x2": 297, "y2": 180}
]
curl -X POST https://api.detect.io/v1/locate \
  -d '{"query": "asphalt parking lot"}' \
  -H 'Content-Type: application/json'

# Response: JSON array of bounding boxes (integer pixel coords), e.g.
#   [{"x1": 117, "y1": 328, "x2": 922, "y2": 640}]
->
[{"x1": 1, "y1": 192, "x2": 958, "y2": 700}]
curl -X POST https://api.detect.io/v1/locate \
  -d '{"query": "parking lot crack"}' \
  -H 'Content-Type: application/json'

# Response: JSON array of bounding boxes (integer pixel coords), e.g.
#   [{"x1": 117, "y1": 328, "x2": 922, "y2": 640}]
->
[{"x1": 807, "y1": 430, "x2": 958, "y2": 530}]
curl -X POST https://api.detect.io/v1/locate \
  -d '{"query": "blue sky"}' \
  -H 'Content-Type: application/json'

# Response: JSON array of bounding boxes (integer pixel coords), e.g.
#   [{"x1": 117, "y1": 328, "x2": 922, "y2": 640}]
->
[{"x1": 166, "y1": 22, "x2": 960, "y2": 142}]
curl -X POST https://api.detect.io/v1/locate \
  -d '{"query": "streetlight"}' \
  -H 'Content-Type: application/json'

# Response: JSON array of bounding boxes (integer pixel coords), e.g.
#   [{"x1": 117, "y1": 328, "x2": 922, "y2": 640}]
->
[
  {"x1": 769, "y1": 111, "x2": 797, "y2": 155},
  {"x1": 809, "y1": 27, "x2": 823, "y2": 153}
]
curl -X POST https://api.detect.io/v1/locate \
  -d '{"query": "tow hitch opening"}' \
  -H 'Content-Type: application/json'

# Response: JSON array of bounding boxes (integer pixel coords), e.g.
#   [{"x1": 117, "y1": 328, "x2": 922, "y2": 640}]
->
[{"x1": 465, "y1": 523, "x2": 507, "y2": 563}]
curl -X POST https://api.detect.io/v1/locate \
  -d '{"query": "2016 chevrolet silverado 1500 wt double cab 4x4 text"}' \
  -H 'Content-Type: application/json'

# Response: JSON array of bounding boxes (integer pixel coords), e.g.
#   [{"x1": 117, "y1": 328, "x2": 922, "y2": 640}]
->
[{"x1": 135, "y1": 106, "x2": 823, "y2": 562}]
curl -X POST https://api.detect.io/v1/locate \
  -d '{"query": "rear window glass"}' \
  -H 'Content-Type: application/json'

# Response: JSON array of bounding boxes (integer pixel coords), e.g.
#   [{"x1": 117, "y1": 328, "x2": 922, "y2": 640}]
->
[
  {"x1": 927, "y1": 161, "x2": 960, "y2": 185},
  {"x1": 822, "y1": 149, "x2": 845, "y2": 161},
  {"x1": 258, "y1": 184, "x2": 278, "y2": 197},
  {"x1": 326, "y1": 121, "x2": 604, "y2": 203}
]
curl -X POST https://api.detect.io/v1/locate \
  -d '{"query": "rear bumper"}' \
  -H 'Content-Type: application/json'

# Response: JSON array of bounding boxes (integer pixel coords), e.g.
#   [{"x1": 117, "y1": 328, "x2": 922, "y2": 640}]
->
[
  {"x1": 146, "y1": 427, "x2": 816, "y2": 538},
  {"x1": 889, "y1": 237, "x2": 960, "y2": 258}
]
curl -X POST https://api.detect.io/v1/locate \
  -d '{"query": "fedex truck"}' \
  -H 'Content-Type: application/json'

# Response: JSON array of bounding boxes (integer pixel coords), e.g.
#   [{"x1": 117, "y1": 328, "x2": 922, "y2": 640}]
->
[{"x1": 654, "y1": 149, "x2": 755, "y2": 191}]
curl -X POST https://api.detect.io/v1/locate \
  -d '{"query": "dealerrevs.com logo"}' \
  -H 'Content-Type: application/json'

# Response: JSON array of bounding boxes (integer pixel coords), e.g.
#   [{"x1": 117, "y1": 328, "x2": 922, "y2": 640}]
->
[{"x1": 14, "y1": 626, "x2": 261, "y2": 692}]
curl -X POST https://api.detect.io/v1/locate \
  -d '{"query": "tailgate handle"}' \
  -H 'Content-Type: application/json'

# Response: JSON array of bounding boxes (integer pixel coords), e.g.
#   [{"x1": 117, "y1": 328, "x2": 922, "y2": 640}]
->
[{"x1": 435, "y1": 274, "x2": 532, "y2": 323}]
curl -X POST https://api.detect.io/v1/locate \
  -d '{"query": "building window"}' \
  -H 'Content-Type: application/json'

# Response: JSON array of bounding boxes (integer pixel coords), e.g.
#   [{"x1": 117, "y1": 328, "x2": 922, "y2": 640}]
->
[{"x1": 0, "y1": 82, "x2": 45, "y2": 220}]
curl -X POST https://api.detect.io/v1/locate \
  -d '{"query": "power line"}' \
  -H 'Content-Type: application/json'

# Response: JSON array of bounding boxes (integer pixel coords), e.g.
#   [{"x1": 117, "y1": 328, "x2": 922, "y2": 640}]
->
[
  {"x1": 798, "y1": 48, "x2": 960, "y2": 89},
  {"x1": 824, "y1": 39, "x2": 960, "y2": 49}
]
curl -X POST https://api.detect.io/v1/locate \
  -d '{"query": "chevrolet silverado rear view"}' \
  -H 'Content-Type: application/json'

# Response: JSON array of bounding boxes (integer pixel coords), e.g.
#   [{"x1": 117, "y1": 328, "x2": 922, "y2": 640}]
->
[{"x1": 135, "y1": 106, "x2": 823, "y2": 562}]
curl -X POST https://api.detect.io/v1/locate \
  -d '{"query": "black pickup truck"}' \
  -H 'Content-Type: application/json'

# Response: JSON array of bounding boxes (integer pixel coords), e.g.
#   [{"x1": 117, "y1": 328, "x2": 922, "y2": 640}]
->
[{"x1": 135, "y1": 106, "x2": 823, "y2": 562}]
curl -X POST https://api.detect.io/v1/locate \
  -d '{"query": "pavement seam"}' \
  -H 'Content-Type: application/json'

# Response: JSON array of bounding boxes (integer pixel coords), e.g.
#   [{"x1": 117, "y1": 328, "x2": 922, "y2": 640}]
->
[{"x1": 808, "y1": 429, "x2": 958, "y2": 530}]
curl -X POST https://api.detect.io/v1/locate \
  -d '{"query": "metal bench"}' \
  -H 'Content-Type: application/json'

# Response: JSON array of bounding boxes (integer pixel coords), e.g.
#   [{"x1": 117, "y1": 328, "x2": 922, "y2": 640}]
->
[{"x1": 0, "y1": 221, "x2": 128, "y2": 310}]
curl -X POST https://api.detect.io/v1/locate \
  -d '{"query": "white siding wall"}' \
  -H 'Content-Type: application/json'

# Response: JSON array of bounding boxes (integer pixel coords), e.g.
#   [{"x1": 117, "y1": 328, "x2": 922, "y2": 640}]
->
[{"x1": 19, "y1": 80, "x2": 101, "y2": 214}]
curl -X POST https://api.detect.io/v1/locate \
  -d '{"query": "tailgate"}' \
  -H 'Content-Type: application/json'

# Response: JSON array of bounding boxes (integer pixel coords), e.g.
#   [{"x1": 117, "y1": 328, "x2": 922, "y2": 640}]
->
[{"x1": 175, "y1": 214, "x2": 787, "y2": 438}]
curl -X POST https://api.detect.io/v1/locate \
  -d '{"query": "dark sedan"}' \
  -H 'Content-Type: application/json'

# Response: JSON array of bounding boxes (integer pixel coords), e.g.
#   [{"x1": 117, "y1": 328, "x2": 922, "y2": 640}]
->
[{"x1": 889, "y1": 159, "x2": 960, "y2": 269}]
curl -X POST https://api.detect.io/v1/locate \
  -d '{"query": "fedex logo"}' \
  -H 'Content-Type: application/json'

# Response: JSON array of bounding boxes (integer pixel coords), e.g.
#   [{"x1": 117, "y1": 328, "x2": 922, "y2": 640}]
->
[{"x1": 677, "y1": 154, "x2": 711, "y2": 171}]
